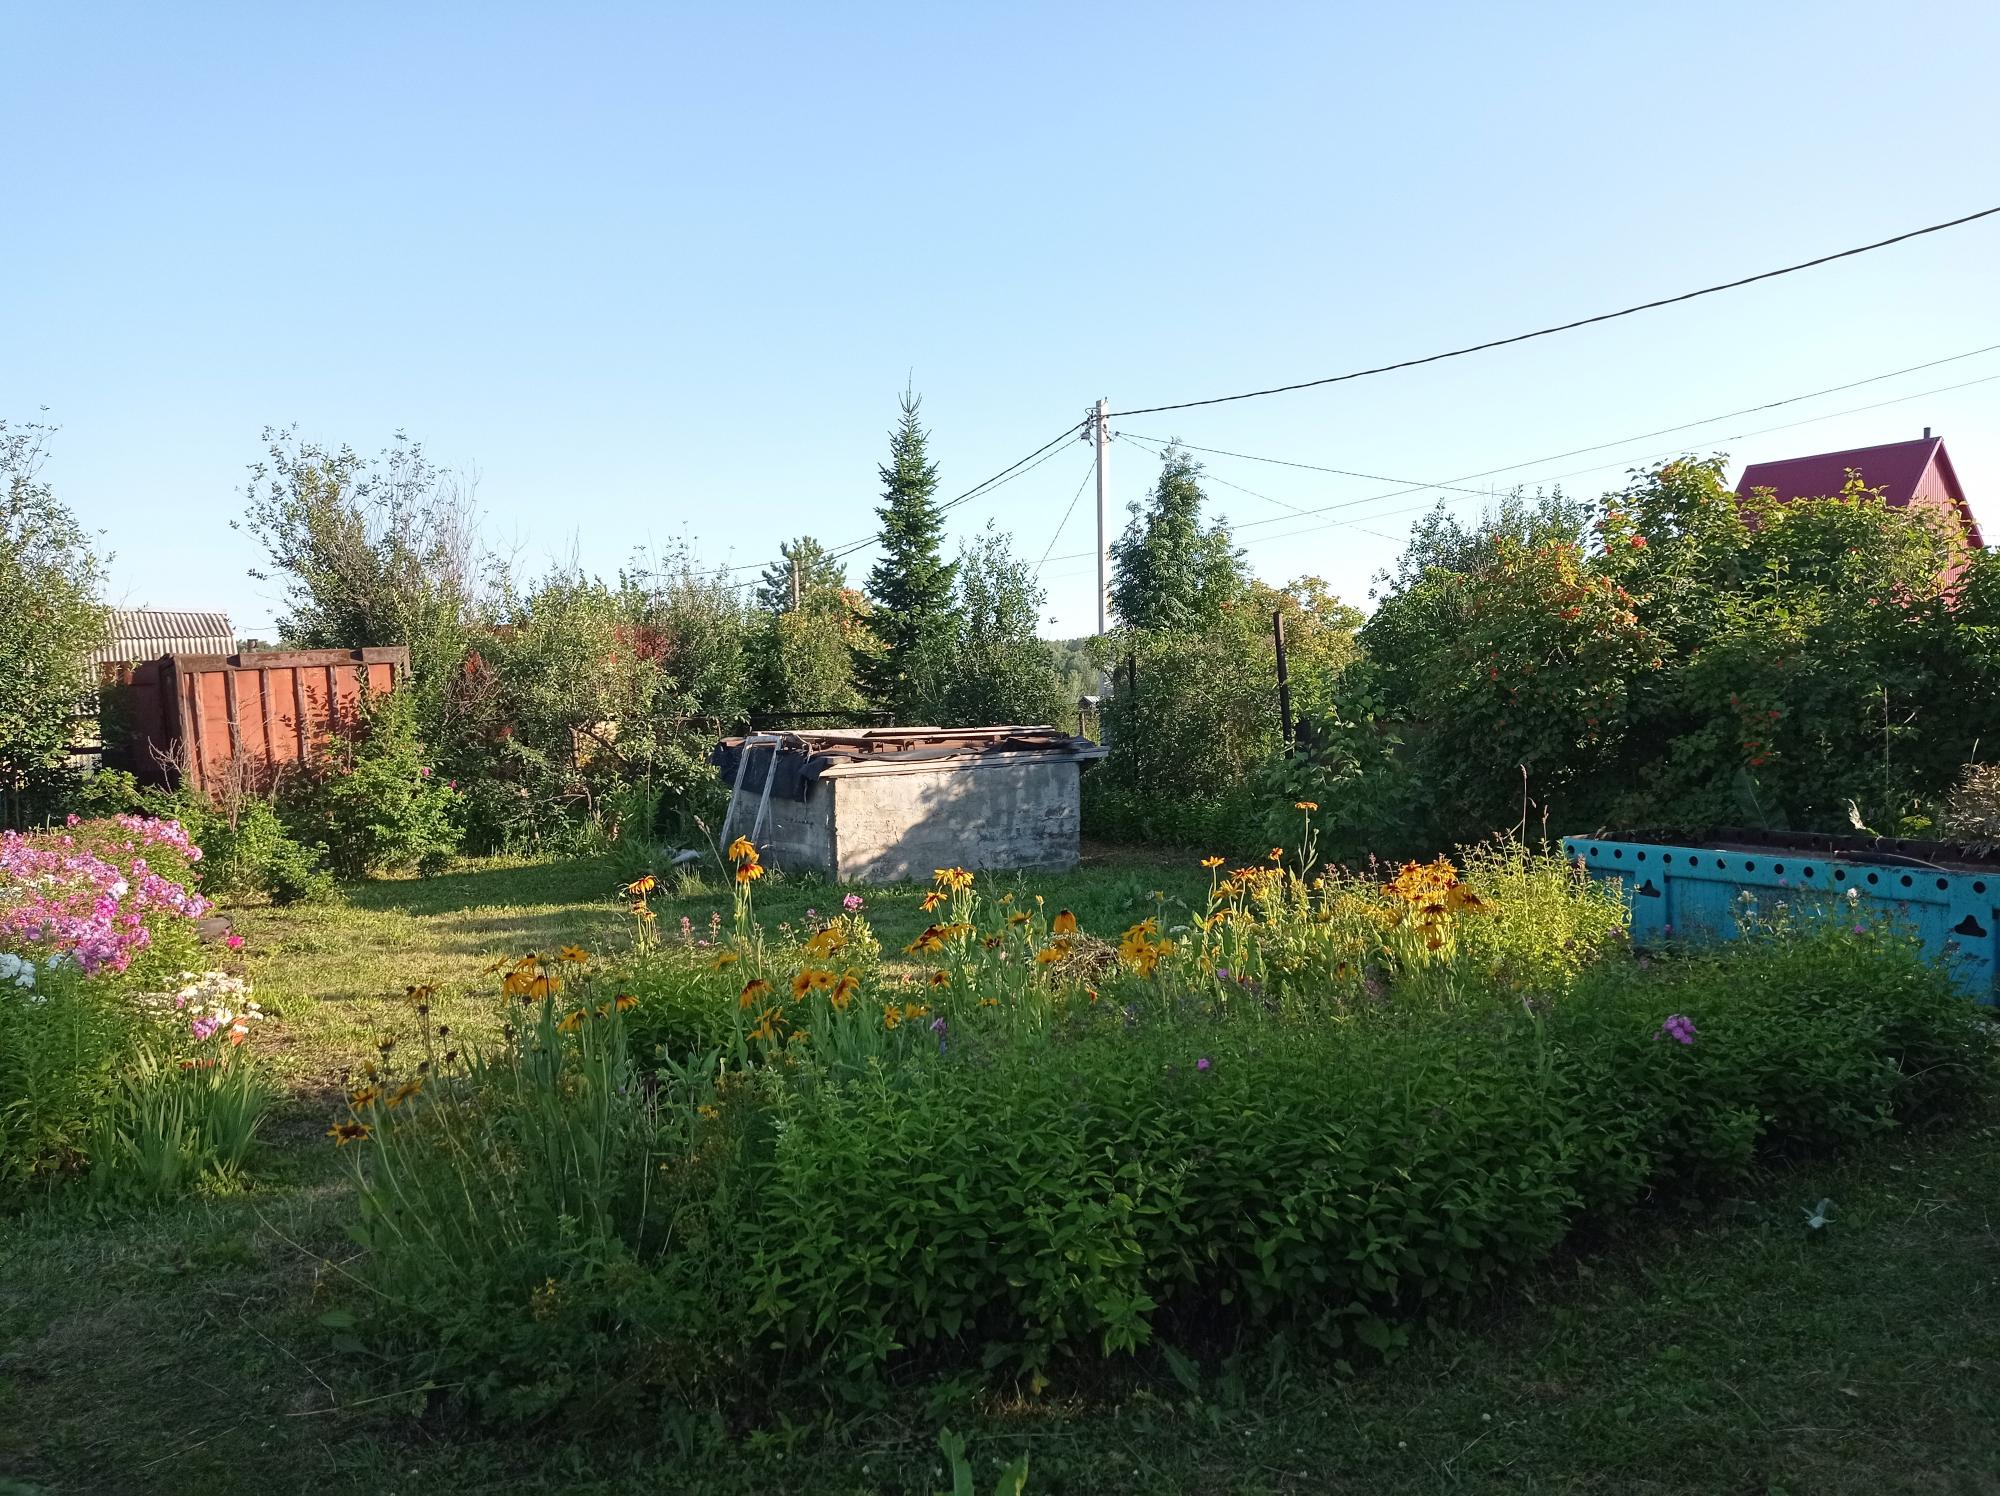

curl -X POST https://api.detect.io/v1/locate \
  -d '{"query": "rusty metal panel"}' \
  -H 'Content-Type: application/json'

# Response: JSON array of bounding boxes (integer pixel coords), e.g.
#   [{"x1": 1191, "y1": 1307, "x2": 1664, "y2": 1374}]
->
[{"x1": 108, "y1": 647, "x2": 410, "y2": 797}]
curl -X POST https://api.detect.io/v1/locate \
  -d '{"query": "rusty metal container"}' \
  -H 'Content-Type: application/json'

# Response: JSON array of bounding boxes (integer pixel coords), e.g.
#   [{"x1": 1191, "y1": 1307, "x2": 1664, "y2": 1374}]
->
[{"x1": 105, "y1": 647, "x2": 410, "y2": 796}]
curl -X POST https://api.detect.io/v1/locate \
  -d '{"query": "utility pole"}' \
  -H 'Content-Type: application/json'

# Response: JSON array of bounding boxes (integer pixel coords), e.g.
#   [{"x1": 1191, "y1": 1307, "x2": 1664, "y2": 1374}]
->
[
  {"x1": 1092, "y1": 397, "x2": 1110, "y2": 634},
  {"x1": 789, "y1": 553, "x2": 801, "y2": 611}
]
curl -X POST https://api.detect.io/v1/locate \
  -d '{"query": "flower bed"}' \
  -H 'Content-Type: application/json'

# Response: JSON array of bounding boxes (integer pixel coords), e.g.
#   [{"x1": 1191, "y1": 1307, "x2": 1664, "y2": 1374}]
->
[
  {"x1": 0, "y1": 816, "x2": 271, "y2": 1204},
  {"x1": 333, "y1": 833, "x2": 1996, "y2": 1416}
]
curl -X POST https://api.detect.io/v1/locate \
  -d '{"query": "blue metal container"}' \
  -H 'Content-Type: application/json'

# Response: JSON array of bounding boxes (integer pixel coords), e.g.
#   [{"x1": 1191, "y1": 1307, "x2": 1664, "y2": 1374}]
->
[{"x1": 1563, "y1": 835, "x2": 1998, "y2": 1003}]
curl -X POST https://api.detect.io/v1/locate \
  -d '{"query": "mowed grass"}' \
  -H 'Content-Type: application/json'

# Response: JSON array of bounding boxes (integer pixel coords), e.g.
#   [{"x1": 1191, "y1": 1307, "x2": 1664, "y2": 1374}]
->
[{"x1": 2, "y1": 850, "x2": 1998, "y2": 1495}]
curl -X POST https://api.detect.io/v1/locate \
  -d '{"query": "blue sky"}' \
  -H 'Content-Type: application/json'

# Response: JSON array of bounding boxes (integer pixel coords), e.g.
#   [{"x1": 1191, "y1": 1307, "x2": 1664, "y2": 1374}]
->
[{"x1": 6, "y1": 0, "x2": 1999, "y2": 638}]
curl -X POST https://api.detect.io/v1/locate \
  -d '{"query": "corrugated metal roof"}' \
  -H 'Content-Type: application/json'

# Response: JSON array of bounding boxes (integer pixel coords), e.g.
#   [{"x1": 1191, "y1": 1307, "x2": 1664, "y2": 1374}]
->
[
  {"x1": 90, "y1": 608, "x2": 235, "y2": 666},
  {"x1": 1735, "y1": 436, "x2": 1982, "y2": 547}
]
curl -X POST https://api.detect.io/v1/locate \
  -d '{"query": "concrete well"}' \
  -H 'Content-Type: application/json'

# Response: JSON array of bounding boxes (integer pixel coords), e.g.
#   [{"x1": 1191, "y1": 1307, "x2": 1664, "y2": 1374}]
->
[{"x1": 712, "y1": 727, "x2": 1107, "y2": 884}]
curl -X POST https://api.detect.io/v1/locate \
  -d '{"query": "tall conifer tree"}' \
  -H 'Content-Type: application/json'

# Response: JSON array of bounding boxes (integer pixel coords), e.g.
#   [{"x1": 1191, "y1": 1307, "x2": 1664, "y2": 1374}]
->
[{"x1": 861, "y1": 391, "x2": 956, "y2": 719}]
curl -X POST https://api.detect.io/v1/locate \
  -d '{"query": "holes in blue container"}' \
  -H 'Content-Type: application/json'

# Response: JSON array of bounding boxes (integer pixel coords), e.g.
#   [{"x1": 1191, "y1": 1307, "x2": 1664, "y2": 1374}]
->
[
  {"x1": 1744, "y1": 861, "x2": 1757, "y2": 872},
  {"x1": 1637, "y1": 850, "x2": 1648, "y2": 861},
  {"x1": 1588, "y1": 846, "x2": 1599, "y2": 858},
  {"x1": 1954, "y1": 913, "x2": 1989, "y2": 938},
  {"x1": 1834, "y1": 869, "x2": 1846, "y2": 881},
  {"x1": 1773, "y1": 863, "x2": 1785, "y2": 875},
  {"x1": 1636, "y1": 880, "x2": 1661, "y2": 898},
  {"x1": 1715, "y1": 857, "x2": 1727, "y2": 870},
  {"x1": 1803, "y1": 866, "x2": 1816, "y2": 878},
  {"x1": 1900, "y1": 874, "x2": 1913, "y2": 888},
  {"x1": 1866, "y1": 872, "x2": 1880, "y2": 885},
  {"x1": 1938, "y1": 878, "x2": 1950, "y2": 891},
  {"x1": 1977, "y1": 881, "x2": 1988, "y2": 895},
  {"x1": 1663, "y1": 853, "x2": 1674, "y2": 864},
  {"x1": 1613, "y1": 848, "x2": 1623, "y2": 859}
]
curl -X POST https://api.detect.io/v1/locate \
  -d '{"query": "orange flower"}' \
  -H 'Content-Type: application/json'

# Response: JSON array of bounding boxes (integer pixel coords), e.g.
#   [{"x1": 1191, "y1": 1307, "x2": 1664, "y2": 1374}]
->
[
  {"x1": 726, "y1": 836, "x2": 757, "y2": 863},
  {"x1": 739, "y1": 977, "x2": 772, "y2": 1009},
  {"x1": 927, "y1": 969, "x2": 951, "y2": 988},
  {"x1": 904, "y1": 925, "x2": 947, "y2": 955},
  {"x1": 1294, "y1": 800, "x2": 1318, "y2": 812},
  {"x1": 735, "y1": 860, "x2": 765, "y2": 884},
  {"x1": 708, "y1": 951, "x2": 741, "y2": 970},
  {"x1": 1200, "y1": 856, "x2": 1225, "y2": 869},
  {"x1": 558, "y1": 945, "x2": 590, "y2": 964},
  {"x1": 830, "y1": 971, "x2": 861, "y2": 1009},
  {"x1": 327, "y1": 1119, "x2": 373, "y2": 1146},
  {"x1": 919, "y1": 890, "x2": 947, "y2": 913},
  {"x1": 1268, "y1": 847, "x2": 1284, "y2": 863},
  {"x1": 613, "y1": 993, "x2": 637, "y2": 1012},
  {"x1": 626, "y1": 875, "x2": 657, "y2": 896},
  {"x1": 1051, "y1": 910, "x2": 1078, "y2": 937},
  {"x1": 557, "y1": 1009, "x2": 587, "y2": 1033}
]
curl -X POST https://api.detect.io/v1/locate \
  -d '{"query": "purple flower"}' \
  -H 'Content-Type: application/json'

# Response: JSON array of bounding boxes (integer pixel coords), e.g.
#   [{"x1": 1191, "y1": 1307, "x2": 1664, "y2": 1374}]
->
[
  {"x1": 1196, "y1": 1056, "x2": 1212, "y2": 1072},
  {"x1": 930, "y1": 1016, "x2": 948, "y2": 1034},
  {"x1": 1852, "y1": 924, "x2": 1865, "y2": 935},
  {"x1": 225, "y1": 933, "x2": 244, "y2": 951},
  {"x1": 842, "y1": 893, "x2": 864, "y2": 913},
  {"x1": 190, "y1": 1016, "x2": 221, "y2": 1042},
  {"x1": 1215, "y1": 967, "x2": 1230, "y2": 983},
  {"x1": 805, "y1": 908, "x2": 819, "y2": 920},
  {"x1": 1656, "y1": 1014, "x2": 1696, "y2": 1046}
]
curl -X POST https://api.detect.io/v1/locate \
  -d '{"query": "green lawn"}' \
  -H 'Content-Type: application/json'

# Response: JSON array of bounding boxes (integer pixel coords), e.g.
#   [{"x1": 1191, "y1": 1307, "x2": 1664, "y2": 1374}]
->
[{"x1": 3, "y1": 852, "x2": 1998, "y2": 1495}]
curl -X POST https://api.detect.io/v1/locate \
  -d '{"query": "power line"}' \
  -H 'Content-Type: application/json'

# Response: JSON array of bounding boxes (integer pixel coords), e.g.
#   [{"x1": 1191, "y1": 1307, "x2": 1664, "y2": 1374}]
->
[
  {"x1": 1224, "y1": 367, "x2": 2000, "y2": 554},
  {"x1": 1115, "y1": 429, "x2": 1501, "y2": 502},
  {"x1": 1157, "y1": 352, "x2": 2000, "y2": 538},
  {"x1": 1118, "y1": 340, "x2": 2000, "y2": 497},
  {"x1": 1107, "y1": 205, "x2": 2000, "y2": 418},
  {"x1": 717, "y1": 417, "x2": 1087, "y2": 583},
  {"x1": 1035, "y1": 454, "x2": 1099, "y2": 575},
  {"x1": 1045, "y1": 363, "x2": 2000, "y2": 566}
]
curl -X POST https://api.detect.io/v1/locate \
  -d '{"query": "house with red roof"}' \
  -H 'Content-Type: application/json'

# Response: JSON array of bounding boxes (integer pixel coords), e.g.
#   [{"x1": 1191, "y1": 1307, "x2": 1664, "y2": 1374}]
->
[{"x1": 1734, "y1": 430, "x2": 1982, "y2": 549}]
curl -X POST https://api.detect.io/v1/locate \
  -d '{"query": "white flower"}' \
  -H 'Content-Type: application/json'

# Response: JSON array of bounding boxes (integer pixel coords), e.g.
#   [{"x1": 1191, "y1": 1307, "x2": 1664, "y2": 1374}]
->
[{"x1": 1845, "y1": 886, "x2": 1860, "y2": 901}]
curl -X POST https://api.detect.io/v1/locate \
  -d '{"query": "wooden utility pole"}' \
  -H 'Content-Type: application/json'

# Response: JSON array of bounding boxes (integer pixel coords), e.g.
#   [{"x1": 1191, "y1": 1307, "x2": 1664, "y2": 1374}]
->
[
  {"x1": 1273, "y1": 609, "x2": 1293, "y2": 744},
  {"x1": 1093, "y1": 397, "x2": 1110, "y2": 635},
  {"x1": 789, "y1": 554, "x2": 801, "y2": 611}
]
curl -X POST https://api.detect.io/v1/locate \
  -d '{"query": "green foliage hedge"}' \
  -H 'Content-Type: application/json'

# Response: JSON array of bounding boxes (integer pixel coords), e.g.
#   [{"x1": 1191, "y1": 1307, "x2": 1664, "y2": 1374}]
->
[{"x1": 344, "y1": 916, "x2": 1992, "y2": 1415}]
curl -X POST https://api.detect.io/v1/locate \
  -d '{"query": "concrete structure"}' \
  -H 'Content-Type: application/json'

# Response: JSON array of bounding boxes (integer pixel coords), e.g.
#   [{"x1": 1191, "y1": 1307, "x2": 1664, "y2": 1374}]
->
[{"x1": 713, "y1": 727, "x2": 1107, "y2": 884}]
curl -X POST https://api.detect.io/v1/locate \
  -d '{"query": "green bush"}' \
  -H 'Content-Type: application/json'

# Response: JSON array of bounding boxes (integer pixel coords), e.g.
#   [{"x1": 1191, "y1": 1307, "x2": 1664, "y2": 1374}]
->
[
  {"x1": 89, "y1": 1042, "x2": 274, "y2": 1205},
  {"x1": 71, "y1": 771, "x2": 337, "y2": 906},
  {"x1": 281, "y1": 691, "x2": 460, "y2": 879},
  {"x1": 336, "y1": 895, "x2": 1992, "y2": 1414},
  {"x1": 0, "y1": 959, "x2": 128, "y2": 1201}
]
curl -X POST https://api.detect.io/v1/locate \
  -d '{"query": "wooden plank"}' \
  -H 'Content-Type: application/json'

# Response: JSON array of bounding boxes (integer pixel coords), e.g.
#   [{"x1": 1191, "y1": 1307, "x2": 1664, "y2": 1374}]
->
[
  {"x1": 258, "y1": 668, "x2": 275, "y2": 765},
  {"x1": 293, "y1": 667, "x2": 310, "y2": 762},
  {"x1": 224, "y1": 669, "x2": 243, "y2": 762},
  {"x1": 185, "y1": 672, "x2": 207, "y2": 793}
]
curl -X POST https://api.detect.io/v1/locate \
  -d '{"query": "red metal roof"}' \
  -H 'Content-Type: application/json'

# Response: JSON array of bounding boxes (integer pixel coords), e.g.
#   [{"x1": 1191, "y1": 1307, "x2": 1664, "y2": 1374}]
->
[{"x1": 1735, "y1": 436, "x2": 1981, "y2": 548}]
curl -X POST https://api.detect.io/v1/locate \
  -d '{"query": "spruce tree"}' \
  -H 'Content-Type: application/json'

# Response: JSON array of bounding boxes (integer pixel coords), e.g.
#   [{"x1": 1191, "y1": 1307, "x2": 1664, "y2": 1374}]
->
[{"x1": 861, "y1": 391, "x2": 957, "y2": 720}]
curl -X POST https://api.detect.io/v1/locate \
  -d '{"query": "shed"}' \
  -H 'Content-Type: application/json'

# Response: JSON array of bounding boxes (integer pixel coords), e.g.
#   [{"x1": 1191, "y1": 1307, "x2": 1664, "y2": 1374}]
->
[
  {"x1": 712, "y1": 727, "x2": 1108, "y2": 884},
  {"x1": 90, "y1": 609, "x2": 236, "y2": 671},
  {"x1": 1735, "y1": 432, "x2": 1981, "y2": 548}
]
